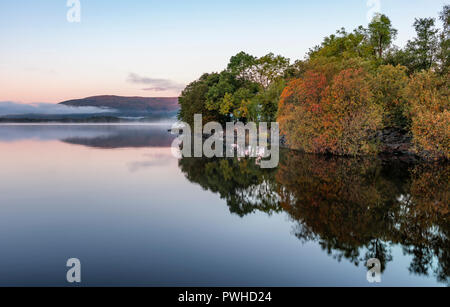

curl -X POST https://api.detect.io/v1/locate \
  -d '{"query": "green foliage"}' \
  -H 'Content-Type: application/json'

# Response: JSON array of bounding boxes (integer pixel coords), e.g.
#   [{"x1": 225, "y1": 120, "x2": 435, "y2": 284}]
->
[
  {"x1": 227, "y1": 51, "x2": 257, "y2": 80},
  {"x1": 406, "y1": 18, "x2": 440, "y2": 72},
  {"x1": 284, "y1": 59, "x2": 308, "y2": 79},
  {"x1": 255, "y1": 53, "x2": 290, "y2": 88},
  {"x1": 178, "y1": 73, "x2": 225, "y2": 125},
  {"x1": 367, "y1": 14, "x2": 398, "y2": 59},
  {"x1": 219, "y1": 92, "x2": 234, "y2": 116},
  {"x1": 308, "y1": 14, "x2": 397, "y2": 62},
  {"x1": 438, "y1": 5, "x2": 450, "y2": 75},
  {"x1": 370, "y1": 65, "x2": 409, "y2": 128},
  {"x1": 205, "y1": 71, "x2": 239, "y2": 114},
  {"x1": 308, "y1": 27, "x2": 373, "y2": 60},
  {"x1": 227, "y1": 51, "x2": 290, "y2": 89},
  {"x1": 253, "y1": 79, "x2": 286, "y2": 122},
  {"x1": 179, "y1": 51, "x2": 290, "y2": 123},
  {"x1": 178, "y1": 5, "x2": 449, "y2": 161},
  {"x1": 384, "y1": 47, "x2": 415, "y2": 74}
]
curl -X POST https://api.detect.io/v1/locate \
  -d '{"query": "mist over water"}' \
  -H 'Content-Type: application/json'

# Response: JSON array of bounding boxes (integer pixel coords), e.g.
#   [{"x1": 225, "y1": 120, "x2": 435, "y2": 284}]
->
[{"x1": 0, "y1": 101, "x2": 115, "y2": 116}]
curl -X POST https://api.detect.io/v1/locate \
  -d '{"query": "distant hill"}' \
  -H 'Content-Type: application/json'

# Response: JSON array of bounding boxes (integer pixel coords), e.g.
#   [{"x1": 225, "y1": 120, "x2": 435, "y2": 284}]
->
[
  {"x1": 0, "y1": 96, "x2": 180, "y2": 123},
  {"x1": 59, "y1": 95, "x2": 179, "y2": 113}
]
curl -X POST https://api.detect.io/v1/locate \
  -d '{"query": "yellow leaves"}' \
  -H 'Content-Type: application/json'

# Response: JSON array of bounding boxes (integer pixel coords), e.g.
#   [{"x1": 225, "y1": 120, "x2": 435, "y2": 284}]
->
[
  {"x1": 411, "y1": 109, "x2": 450, "y2": 160},
  {"x1": 219, "y1": 93, "x2": 234, "y2": 116},
  {"x1": 406, "y1": 71, "x2": 449, "y2": 160}
]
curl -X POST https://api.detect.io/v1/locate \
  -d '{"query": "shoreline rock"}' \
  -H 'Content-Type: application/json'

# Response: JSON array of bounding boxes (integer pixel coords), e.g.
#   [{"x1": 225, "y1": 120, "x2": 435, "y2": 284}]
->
[{"x1": 169, "y1": 127, "x2": 446, "y2": 164}]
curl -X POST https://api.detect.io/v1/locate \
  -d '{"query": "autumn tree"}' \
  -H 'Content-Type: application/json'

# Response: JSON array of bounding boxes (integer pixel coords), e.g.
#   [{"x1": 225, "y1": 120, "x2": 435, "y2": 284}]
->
[
  {"x1": 405, "y1": 70, "x2": 449, "y2": 160},
  {"x1": 370, "y1": 65, "x2": 409, "y2": 128},
  {"x1": 278, "y1": 64, "x2": 383, "y2": 156}
]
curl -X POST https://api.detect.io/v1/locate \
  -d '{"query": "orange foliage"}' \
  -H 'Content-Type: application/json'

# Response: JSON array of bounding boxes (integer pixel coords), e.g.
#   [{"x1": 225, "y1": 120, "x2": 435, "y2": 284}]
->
[
  {"x1": 405, "y1": 71, "x2": 450, "y2": 160},
  {"x1": 278, "y1": 66, "x2": 383, "y2": 156}
]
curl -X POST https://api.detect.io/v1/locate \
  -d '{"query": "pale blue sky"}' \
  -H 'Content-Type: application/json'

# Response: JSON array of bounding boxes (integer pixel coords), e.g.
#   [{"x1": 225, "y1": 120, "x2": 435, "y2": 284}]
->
[{"x1": 0, "y1": 0, "x2": 447, "y2": 102}]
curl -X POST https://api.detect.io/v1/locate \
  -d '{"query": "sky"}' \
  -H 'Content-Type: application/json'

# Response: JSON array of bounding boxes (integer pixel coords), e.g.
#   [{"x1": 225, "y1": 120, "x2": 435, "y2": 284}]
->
[{"x1": 0, "y1": 0, "x2": 448, "y2": 103}]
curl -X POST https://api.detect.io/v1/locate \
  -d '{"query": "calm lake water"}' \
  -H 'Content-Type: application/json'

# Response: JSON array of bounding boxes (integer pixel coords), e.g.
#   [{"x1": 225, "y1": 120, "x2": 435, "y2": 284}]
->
[{"x1": 0, "y1": 124, "x2": 448, "y2": 287}]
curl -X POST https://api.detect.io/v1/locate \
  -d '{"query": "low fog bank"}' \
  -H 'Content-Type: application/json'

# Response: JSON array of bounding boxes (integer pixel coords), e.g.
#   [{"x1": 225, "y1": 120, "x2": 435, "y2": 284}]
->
[{"x1": 0, "y1": 101, "x2": 115, "y2": 116}]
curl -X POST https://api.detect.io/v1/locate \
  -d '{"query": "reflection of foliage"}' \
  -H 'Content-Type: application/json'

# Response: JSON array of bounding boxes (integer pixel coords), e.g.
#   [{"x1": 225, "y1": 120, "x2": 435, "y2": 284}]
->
[
  {"x1": 178, "y1": 157, "x2": 281, "y2": 217},
  {"x1": 277, "y1": 152, "x2": 402, "y2": 272},
  {"x1": 400, "y1": 163, "x2": 449, "y2": 283},
  {"x1": 277, "y1": 151, "x2": 449, "y2": 284},
  {"x1": 179, "y1": 152, "x2": 449, "y2": 284}
]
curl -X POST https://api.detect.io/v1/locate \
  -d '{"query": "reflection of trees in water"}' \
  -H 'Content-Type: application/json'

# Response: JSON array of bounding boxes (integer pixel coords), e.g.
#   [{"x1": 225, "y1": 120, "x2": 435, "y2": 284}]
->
[
  {"x1": 277, "y1": 153, "x2": 404, "y2": 272},
  {"x1": 178, "y1": 152, "x2": 449, "y2": 285},
  {"x1": 179, "y1": 157, "x2": 281, "y2": 217},
  {"x1": 401, "y1": 164, "x2": 449, "y2": 284}
]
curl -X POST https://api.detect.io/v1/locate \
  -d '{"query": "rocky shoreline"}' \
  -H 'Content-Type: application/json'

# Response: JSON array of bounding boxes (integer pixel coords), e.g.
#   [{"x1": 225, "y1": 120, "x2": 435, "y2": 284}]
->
[
  {"x1": 170, "y1": 127, "x2": 446, "y2": 164},
  {"x1": 376, "y1": 128, "x2": 419, "y2": 163},
  {"x1": 279, "y1": 127, "x2": 422, "y2": 163}
]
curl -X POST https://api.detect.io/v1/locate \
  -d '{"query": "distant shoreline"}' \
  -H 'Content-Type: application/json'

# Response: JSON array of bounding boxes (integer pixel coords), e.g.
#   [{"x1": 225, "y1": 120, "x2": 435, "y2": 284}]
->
[
  {"x1": 0, "y1": 116, "x2": 177, "y2": 125},
  {"x1": 0, "y1": 122, "x2": 175, "y2": 126}
]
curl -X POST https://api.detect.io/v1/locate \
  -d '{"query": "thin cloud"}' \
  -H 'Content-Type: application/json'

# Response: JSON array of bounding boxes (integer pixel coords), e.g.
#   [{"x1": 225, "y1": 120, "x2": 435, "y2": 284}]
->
[{"x1": 127, "y1": 73, "x2": 185, "y2": 92}]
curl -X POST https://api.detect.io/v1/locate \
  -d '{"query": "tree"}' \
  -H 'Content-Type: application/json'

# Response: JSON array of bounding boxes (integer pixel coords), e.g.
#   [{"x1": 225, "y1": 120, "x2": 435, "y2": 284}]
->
[
  {"x1": 406, "y1": 18, "x2": 440, "y2": 72},
  {"x1": 308, "y1": 15, "x2": 397, "y2": 62},
  {"x1": 370, "y1": 65, "x2": 409, "y2": 128},
  {"x1": 404, "y1": 70, "x2": 449, "y2": 160},
  {"x1": 278, "y1": 65, "x2": 383, "y2": 156},
  {"x1": 231, "y1": 87, "x2": 259, "y2": 122},
  {"x1": 204, "y1": 71, "x2": 239, "y2": 118},
  {"x1": 438, "y1": 5, "x2": 450, "y2": 74},
  {"x1": 255, "y1": 53, "x2": 290, "y2": 89},
  {"x1": 284, "y1": 59, "x2": 308, "y2": 79},
  {"x1": 367, "y1": 14, "x2": 398, "y2": 59},
  {"x1": 383, "y1": 46, "x2": 415, "y2": 74},
  {"x1": 219, "y1": 92, "x2": 234, "y2": 116},
  {"x1": 228, "y1": 52, "x2": 290, "y2": 89},
  {"x1": 254, "y1": 78, "x2": 286, "y2": 122},
  {"x1": 177, "y1": 73, "x2": 225, "y2": 126},
  {"x1": 227, "y1": 52, "x2": 257, "y2": 81},
  {"x1": 441, "y1": 5, "x2": 450, "y2": 34},
  {"x1": 308, "y1": 27, "x2": 373, "y2": 60},
  {"x1": 199, "y1": 52, "x2": 290, "y2": 122}
]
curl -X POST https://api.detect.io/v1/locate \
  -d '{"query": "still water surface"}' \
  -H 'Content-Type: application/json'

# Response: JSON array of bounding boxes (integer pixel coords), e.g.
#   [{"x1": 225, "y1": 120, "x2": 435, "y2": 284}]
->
[{"x1": 0, "y1": 124, "x2": 448, "y2": 286}]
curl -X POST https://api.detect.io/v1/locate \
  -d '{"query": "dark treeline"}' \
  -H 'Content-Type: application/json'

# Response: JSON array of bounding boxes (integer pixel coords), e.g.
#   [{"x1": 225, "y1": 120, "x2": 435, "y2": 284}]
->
[{"x1": 178, "y1": 6, "x2": 449, "y2": 160}]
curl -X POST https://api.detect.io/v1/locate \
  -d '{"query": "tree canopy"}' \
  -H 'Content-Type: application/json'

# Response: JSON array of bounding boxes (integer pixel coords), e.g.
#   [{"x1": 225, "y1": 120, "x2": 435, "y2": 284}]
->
[{"x1": 178, "y1": 5, "x2": 449, "y2": 160}]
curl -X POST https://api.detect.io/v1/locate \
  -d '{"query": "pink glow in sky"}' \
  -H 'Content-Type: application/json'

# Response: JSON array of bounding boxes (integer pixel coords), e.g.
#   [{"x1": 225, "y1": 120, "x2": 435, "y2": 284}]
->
[{"x1": 1, "y1": 0, "x2": 447, "y2": 103}]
